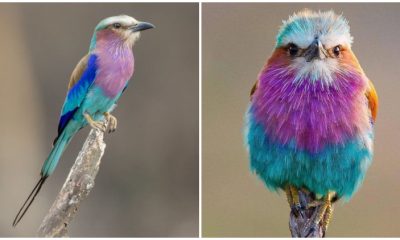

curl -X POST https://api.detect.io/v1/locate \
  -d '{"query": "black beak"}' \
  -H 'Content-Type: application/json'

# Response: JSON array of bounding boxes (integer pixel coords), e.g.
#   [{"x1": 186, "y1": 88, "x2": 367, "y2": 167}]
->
[
  {"x1": 130, "y1": 21, "x2": 155, "y2": 32},
  {"x1": 303, "y1": 38, "x2": 327, "y2": 62}
]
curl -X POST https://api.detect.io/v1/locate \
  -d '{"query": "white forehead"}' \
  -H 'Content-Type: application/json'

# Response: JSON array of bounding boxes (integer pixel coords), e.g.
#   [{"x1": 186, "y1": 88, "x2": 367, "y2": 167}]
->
[
  {"x1": 276, "y1": 10, "x2": 353, "y2": 49},
  {"x1": 96, "y1": 15, "x2": 138, "y2": 30}
]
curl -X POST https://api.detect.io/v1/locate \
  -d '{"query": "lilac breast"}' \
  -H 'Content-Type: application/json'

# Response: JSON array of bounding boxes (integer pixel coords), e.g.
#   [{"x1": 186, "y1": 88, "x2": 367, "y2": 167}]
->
[
  {"x1": 94, "y1": 34, "x2": 134, "y2": 98},
  {"x1": 251, "y1": 65, "x2": 371, "y2": 153}
]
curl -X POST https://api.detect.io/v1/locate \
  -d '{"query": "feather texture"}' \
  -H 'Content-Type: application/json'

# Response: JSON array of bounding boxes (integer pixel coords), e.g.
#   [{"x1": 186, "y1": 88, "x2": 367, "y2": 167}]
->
[
  {"x1": 68, "y1": 54, "x2": 89, "y2": 90},
  {"x1": 366, "y1": 80, "x2": 378, "y2": 122},
  {"x1": 56, "y1": 54, "x2": 98, "y2": 138},
  {"x1": 245, "y1": 10, "x2": 377, "y2": 199},
  {"x1": 13, "y1": 15, "x2": 149, "y2": 227}
]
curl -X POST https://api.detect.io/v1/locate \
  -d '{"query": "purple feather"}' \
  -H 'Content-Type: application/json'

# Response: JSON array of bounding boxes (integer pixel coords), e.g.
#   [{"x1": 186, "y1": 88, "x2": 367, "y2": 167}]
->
[{"x1": 252, "y1": 63, "x2": 370, "y2": 153}]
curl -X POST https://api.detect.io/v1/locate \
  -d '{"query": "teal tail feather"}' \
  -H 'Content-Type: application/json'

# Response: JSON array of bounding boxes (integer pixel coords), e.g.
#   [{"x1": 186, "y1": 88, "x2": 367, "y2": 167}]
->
[
  {"x1": 13, "y1": 129, "x2": 74, "y2": 227},
  {"x1": 41, "y1": 130, "x2": 73, "y2": 177}
]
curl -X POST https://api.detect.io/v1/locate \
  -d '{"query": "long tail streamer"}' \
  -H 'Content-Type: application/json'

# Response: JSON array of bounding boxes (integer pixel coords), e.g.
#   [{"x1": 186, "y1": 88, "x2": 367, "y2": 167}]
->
[{"x1": 12, "y1": 176, "x2": 47, "y2": 227}]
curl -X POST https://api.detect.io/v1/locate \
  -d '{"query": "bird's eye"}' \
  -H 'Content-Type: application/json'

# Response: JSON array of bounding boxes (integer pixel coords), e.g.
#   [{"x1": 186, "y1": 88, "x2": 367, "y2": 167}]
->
[
  {"x1": 113, "y1": 23, "x2": 122, "y2": 29},
  {"x1": 288, "y1": 43, "x2": 299, "y2": 57},
  {"x1": 333, "y1": 45, "x2": 341, "y2": 57}
]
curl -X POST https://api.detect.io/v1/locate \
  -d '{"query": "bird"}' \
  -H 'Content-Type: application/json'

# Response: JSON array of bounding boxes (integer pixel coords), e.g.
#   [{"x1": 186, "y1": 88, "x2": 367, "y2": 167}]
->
[
  {"x1": 12, "y1": 15, "x2": 154, "y2": 226},
  {"x1": 245, "y1": 10, "x2": 378, "y2": 233}
]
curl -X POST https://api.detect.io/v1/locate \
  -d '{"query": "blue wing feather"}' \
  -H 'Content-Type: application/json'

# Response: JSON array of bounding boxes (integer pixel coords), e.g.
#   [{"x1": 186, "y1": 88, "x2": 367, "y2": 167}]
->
[
  {"x1": 57, "y1": 109, "x2": 77, "y2": 134},
  {"x1": 54, "y1": 54, "x2": 98, "y2": 142}
]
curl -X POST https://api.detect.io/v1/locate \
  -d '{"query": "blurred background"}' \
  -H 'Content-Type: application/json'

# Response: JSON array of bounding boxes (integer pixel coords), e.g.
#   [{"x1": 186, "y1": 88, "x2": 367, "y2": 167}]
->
[
  {"x1": 203, "y1": 3, "x2": 400, "y2": 237},
  {"x1": 0, "y1": 3, "x2": 198, "y2": 237}
]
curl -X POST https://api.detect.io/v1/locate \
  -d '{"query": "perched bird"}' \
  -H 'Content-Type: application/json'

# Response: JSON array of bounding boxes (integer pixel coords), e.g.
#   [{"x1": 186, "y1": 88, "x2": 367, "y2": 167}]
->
[
  {"x1": 245, "y1": 10, "x2": 378, "y2": 232},
  {"x1": 13, "y1": 15, "x2": 154, "y2": 226}
]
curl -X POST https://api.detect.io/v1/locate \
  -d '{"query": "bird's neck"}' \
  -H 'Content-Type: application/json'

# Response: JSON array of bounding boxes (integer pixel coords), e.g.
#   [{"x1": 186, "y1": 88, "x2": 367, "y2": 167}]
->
[
  {"x1": 92, "y1": 30, "x2": 134, "y2": 74},
  {"x1": 96, "y1": 36, "x2": 133, "y2": 58},
  {"x1": 90, "y1": 30, "x2": 134, "y2": 60}
]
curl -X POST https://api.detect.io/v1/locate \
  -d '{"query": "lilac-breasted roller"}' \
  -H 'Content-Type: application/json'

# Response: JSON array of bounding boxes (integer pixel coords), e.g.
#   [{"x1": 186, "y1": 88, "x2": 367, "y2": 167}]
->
[
  {"x1": 13, "y1": 15, "x2": 154, "y2": 226},
  {"x1": 245, "y1": 10, "x2": 378, "y2": 232}
]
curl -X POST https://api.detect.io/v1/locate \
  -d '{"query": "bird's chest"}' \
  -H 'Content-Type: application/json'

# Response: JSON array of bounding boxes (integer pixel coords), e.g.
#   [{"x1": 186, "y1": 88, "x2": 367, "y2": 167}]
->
[
  {"x1": 251, "y1": 75, "x2": 370, "y2": 153},
  {"x1": 94, "y1": 50, "x2": 134, "y2": 98}
]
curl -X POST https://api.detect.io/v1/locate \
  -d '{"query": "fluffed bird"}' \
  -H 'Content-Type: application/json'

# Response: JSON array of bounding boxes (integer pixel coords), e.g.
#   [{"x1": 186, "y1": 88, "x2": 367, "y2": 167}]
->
[
  {"x1": 245, "y1": 10, "x2": 378, "y2": 233},
  {"x1": 13, "y1": 15, "x2": 154, "y2": 226}
]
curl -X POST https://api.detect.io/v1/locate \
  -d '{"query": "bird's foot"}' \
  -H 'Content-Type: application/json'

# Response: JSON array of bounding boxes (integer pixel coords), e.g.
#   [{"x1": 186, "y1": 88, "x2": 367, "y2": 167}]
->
[
  {"x1": 291, "y1": 203, "x2": 305, "y2": 218},
  {"x1": 307, "y1": 200, "x2": 322, "y2": 209},
  {"x1": 322, "y1": 202, "x2": 334, "y2": 232},
  {"x1": 308, "y1": 191, "x2": 334, "y2": 235},
  {"x1": 84, "y1": 112, "x2": 107, "y2": 132},
  {"x1": 104, "y1": 112, "x2": 117, "y2": 133},
  {"x1": 285, "y1": 185, "x2": 305, "y2": 218}
]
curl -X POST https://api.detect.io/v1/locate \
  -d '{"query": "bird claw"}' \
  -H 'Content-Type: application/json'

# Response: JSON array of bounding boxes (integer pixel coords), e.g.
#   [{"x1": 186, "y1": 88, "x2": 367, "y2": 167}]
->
[
  {"x1": 291, "y1": 203, "x2": 305, "y2": 218},
  {"x1": 90, "y1": 120, "x2": 107, "y2": 132},
  {"x1": 286, "y1": 185, "x2": 307, "y2": 219},
  {"x1": 104, "y1": 112, "x2": 117, "y2": 133},
  {"x1": 307, "y1": 200, "x2": 322, "y2": 209},
  {"x1": 84, "y1": 112, "x2": 107, "y2": 132}
]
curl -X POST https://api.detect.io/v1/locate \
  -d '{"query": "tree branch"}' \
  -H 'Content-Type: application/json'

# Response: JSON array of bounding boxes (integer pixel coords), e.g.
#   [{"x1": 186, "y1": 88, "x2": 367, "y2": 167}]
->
[
  {"x1": 37, "y1": 127, "x2": 106, "y2": 237},
  {"x1": 288, "y1": 189, "x2": 325, "y2": 238}
]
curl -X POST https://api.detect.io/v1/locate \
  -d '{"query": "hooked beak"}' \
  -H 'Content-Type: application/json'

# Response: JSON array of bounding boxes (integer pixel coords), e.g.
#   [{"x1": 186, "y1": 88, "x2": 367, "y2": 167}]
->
[
  {"x1": 130, "y1": 21, "x2": 155, "y2": 33},
  {"x1": 303, "y1": 38, "x2": 328, "y2": 62}
]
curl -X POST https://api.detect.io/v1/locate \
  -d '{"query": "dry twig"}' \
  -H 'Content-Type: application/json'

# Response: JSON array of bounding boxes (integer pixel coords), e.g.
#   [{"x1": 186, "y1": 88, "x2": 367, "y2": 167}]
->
[{"x1": 37, "y1": 127, "x2": 106, "y2": 237}]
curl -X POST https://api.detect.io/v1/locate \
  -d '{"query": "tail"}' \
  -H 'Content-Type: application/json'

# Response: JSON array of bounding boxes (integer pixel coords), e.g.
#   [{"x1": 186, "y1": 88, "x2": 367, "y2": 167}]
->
[
  {"x1": 41, "y1": 130, "x2": 73, "y2": 177},
  {"x1": 12, "y1": 176, "x2": 47, "y2": 227},
  {"x1": 12, "y1": 130, "x2": 74, "y2": 227}
]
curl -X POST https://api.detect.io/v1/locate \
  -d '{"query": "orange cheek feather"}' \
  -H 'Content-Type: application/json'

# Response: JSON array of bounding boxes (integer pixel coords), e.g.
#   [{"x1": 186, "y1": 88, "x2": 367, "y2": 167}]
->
[
  {"x1": 341, "y1": 48, "x2": 378, "y2": 123},
  {"x1": 340, "y1": 48, "x2": 364, "y2": 74},
  {"x1": 268, "y1": 48, "x2": 290, "y2": 65}
]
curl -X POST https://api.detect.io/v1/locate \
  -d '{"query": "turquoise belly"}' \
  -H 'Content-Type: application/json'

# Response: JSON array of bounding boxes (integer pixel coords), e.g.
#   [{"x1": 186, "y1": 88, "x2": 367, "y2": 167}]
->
[
  {"x1": 74, "y1": 86, "x2": 118, "y2": 124},
  {"x1": 246, "y1": 113, "x2": 373, "y2": 199}
]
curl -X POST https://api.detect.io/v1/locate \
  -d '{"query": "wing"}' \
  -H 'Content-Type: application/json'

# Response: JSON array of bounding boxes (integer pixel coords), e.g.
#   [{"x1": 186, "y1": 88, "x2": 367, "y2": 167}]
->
[
  {"x1": 366, "y1": 79, "x2": 378, "y2": 123},
  {"x1": 68, "y1": 54, "x2": 89, "y2": 90},
  {"x1": 54, "y1": 53, "x2": 98, "y2": 143}
]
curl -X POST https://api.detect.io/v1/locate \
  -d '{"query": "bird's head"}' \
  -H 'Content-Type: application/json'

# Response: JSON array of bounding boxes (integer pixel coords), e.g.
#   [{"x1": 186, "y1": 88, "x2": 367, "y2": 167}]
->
[
  {"x1": 268, "y1": 10, "x2": 362, "y2": 85},
  {"x1": 89, "y1": 15, "x2": 154, "y2": 51}
]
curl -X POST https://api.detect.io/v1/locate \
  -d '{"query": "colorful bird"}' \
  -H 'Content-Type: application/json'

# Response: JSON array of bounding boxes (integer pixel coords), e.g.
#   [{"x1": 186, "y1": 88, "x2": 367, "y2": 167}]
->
[
  {"x1": 13, "y1": 15, "x2": 154, "y2": 226},
  {"x1": 245, "y1": 10, "x2": 378, "y2": 233}
]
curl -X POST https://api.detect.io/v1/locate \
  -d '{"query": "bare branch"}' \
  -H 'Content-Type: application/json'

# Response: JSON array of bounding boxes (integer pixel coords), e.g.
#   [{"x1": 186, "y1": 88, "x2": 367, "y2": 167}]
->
[
  {"x1": 288, "y1": 189, "x2": 325, "y2": 238},
  {"x1": 37, "y1": 128, "x2": 106, "y2": 237}
]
